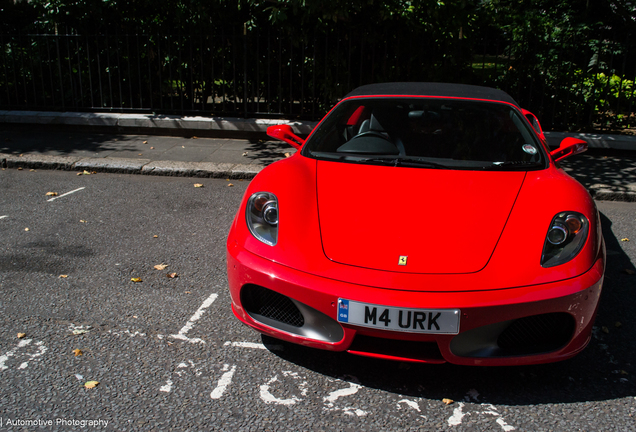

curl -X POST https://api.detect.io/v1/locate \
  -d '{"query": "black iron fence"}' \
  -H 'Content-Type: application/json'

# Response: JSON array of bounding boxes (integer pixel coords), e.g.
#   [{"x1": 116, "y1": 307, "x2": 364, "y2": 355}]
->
[{"x1": 2, "y1": 27, "x2": 636, "y2": 131}]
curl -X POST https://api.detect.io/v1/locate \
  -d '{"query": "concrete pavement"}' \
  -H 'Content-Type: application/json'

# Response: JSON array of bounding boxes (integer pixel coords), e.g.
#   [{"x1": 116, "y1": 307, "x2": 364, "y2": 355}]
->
[{"x1": 1, "y1": 112, "x2": 635, "y2": 201}]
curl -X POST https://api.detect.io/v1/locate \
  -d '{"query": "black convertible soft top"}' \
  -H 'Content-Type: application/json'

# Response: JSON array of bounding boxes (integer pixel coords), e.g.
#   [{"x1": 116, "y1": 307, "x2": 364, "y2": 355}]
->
[{"x1": 344, "y1": 82, "x2": 519, "y2": 107}]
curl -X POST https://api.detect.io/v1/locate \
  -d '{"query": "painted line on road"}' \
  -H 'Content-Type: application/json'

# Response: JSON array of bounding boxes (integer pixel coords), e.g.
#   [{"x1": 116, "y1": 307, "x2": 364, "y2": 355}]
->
[
  {"x1": 223, "y1": 341, "x2": 284, "y2": 351},
  {"x1": 169, "y1": 292, "x2": 218, "y2": 344},
  {"x1": 210, "y1": 364, "x2": 237, "y2": 400},
  {"x1": 0, "y1": 215, "x2": 8, "y2": 220},
  {"x1": 47, "y1": 187, "x2": 85, "y2": 202}
]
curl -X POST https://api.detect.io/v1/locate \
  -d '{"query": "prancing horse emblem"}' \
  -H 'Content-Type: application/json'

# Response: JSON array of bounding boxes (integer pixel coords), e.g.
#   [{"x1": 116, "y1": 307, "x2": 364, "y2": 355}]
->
[{"x1": 398, "y1": 256, "x2": 408, "y2": 266}]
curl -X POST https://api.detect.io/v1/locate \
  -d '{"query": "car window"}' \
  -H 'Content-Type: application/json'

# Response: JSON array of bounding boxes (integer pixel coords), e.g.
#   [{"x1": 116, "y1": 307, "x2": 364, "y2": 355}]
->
[{"x1": 303, "y1": 98, "x2": 546, "y2": 170}]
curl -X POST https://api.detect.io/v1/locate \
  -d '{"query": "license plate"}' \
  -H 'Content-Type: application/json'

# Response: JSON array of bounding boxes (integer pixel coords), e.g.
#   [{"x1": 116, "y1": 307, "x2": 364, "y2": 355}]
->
[{"x1": 337, "y1": 299, "x2": 460, "y2": 334}]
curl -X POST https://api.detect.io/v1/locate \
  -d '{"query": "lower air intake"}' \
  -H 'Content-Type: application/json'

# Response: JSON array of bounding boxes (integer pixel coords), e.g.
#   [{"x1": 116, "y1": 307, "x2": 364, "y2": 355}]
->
[
  {"x1": 497, "y1": 312, "x2": 574, "y2": 354},
  {"x1": 241, "y1": 284, "x2": 304, "y2": 328}
]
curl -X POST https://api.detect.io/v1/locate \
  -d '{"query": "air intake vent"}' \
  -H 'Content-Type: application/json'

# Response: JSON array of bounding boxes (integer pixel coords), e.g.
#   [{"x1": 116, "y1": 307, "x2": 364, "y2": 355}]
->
[
  {"x1": 241, "y1": 285, "x2": 304, "y2": 327},
  {"x1": 497, "y1": 312, "x2": 574, "y2": 354}
]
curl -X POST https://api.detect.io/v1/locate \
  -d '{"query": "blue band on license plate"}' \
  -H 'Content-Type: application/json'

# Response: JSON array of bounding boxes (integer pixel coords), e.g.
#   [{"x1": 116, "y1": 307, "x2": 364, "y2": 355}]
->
[{"x1": 337, "y1": 298, "x2": 460, "y2": 334}]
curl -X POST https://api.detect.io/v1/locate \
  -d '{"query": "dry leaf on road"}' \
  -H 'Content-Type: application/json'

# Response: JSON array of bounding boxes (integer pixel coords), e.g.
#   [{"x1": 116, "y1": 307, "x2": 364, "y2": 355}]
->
[
  {"x1": 621, "y1": 238, "x2": 630, "y2": 242},
  {"x1": 442, "y1": 398, "x2": 454, "y2": 405},
  {"x1": 84, "y1": 381, "x2": 99, "y2": 389},
  {"x1": 59, "y1": 275, "x2": 68, "y2": 278},
  {"x1": 46, "y1": 192, "x2": 58, "y2": 196},
  {"x1": 131, "y1": 277, "x2": 143, "y2": 283},
  {"x1": 242, "y1": 152, "x2": 248, "y2": 156},
  {"x1": 143, "y1": 141, "x2": 148, "y2": 144},
  {"x1": 624, "y1": 269, "x2": 635, "y2": 275},
  {"x1": 194, "y1": 183, "x2": 204, "y2": 188},
  {"x1": 166, "y1": 272, "x2": 178, "y2": 278},
  {"x1": 154, "y1": 264, "x2": 169, "y2": 270},
  {"x1": 73, "y1": 349, "x2": 83, "y2": 356},
  {"x1": 24, "y1": 228, "x2": 29, "y2": 231},
  {"x1": 227, "y1": 183, "x2": 234, "y2": 187},
  {"x1": 17, "y1": 333, "x2": 26, "y2": 339}
]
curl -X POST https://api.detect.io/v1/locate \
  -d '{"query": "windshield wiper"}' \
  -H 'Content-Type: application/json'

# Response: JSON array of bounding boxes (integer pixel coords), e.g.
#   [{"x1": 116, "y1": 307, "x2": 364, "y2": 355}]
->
[
  {"x1": 486, "y1": 161, "x2": 544, "y2": 170},
  {"x1": 353, "y1": 156, "x2": 448, "y2": 169}
]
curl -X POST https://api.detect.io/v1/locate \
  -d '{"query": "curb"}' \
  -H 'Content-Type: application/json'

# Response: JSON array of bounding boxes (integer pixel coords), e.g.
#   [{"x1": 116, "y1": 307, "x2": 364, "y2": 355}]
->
[
  {"x1": 0, "y1": 110, "x2": 319, "y2": 137},
  {"x1": 0, "y1": 153, "x2": 264, "y2": 179}
]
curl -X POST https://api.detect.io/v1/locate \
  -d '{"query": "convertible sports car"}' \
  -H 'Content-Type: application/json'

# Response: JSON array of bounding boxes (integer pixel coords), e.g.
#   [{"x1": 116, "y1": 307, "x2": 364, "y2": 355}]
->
[{"x1": 226, "y1": 82, "x2": 605, "y2": 366}]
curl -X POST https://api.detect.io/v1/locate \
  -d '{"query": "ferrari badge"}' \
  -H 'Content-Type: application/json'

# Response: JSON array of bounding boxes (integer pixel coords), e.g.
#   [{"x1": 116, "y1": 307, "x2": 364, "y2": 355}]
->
[{"x1": 398, "y1": 256, "x2": 408, "y2": 266}]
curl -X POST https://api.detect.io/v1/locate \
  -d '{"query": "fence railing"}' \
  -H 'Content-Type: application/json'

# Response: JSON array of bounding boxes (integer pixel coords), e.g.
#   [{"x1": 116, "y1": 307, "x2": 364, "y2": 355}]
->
[{"x1": 2, "y1": 28, "x2": 636, "y2": 131}]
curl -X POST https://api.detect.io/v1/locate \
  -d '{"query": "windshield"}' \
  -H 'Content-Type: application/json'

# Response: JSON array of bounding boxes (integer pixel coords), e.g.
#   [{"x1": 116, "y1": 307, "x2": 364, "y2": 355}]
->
[{"x1": 302, "y1": 97, "x2": 546, "y2": 170}]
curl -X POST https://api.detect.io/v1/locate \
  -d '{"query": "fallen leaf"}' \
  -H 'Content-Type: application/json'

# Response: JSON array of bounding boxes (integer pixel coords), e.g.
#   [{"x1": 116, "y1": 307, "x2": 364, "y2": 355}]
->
[
  {"x1": 194, "y1": 183, "x2": 204, "y2": 188},
  {"x1": 72, "y1": 329, "x2": 89, "y2": 335},
  {"x1": 150, "y1": 146, "x2": 155, "y2": 149},
  {"x1": 602, "y1": 326, "x2": 610, "y2": 334},
  {"x1": 77, "y1": 172, "x2": 83, "y2": 176},
  {"x1": 154, "y1": 264, "x2": 169, "y2": 270},
  {"x1": 84, "y1": 381, "x2": 99, "y2": 389},
  {"x1": 83, "y1": 170, "x2": 91, "y2": 175},
  {"x1": 138, "y1": 153, "x2": 143, "y2": 156},
  {"x1": 192, "y1": 136, "x2": 198, "y2": 139},
  {"x1": 615, "y1": 321, "x2": 623, "y2": 328},
  {"x1": 133, "y1": 315, "x2": 138, "y2": 318},
  {"x1": 17, "y1": 167, "x2": 23, "y2": 170},
  {"x1": 227, "y1": 183, "x2": 234, "y2": 187},
  {"x1": 143, "y1": 140, "x2": 148, "y2": 144},
  {"x1": 166, "y1": 272, "x2": 178, "y2": 278},
  {"x1": 620, "y1": 370, "x2": 629, "y2": 375},
  {"x1": 75, "y1": 374, "x2": 84, "y2": 381},
  {"x1": 59, "y1": 275, "x2": 68, "y2": 278},
  {"x1": 73, "y1": 349, "x2": 83, "y2": 356},
  {"x1": 46, "y1": 192, "x2": 58, "y2": 196},
  {"x1": 80, "y1": 220, "x2": 86, "y2": 223},
  {"x1": 185, "y1": 291, "x2": 191, "y2": 294},
  {"x1": 17, "y1": 333, "x2": 26, "y2": 339},
  {"x1": 24, "y1": 228, "x2": 29, "y2": 231},
  {"x1": 442, "y1": 398, "x2": 454, "y2": 405},
  {"x1": 284, "y1": 152, "x2": 291, "y2": 158},
  {"x1": 621, "y1": 238, "x2": 630, "y2": 242},
  {"x1": 131, "y1": 277, "x2": 143, "y2": 283},
  {"x1": 91, "y1": 171, "x2": 97, "y2": 174},
  {"x1": 182, "y1": 146, "x2": 185, "y2": 148},
  {"x1": 153, "y1": 235, "x2": 158, "y2": 238},
  {"x1": 624, "y1": 269, "x2": 635, "y2": 275},
  {"x1": 30, "y1": 169, "x2": 35, "y2": 172},
  {"x1": 242, "y1": 152, "x2": 248, "y2": 156}
]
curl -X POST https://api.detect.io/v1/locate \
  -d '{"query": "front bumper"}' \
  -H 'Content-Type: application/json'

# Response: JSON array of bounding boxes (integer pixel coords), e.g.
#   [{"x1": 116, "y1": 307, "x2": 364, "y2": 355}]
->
[{"x1": 227, "y1": 244, "x2": 604, "y2": 366}]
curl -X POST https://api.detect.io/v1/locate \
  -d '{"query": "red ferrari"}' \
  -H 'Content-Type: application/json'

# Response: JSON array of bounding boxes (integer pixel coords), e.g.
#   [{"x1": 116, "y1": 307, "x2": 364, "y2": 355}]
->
[{"x1": 226, "y1": 83, "x2": 605, "y2": 366}]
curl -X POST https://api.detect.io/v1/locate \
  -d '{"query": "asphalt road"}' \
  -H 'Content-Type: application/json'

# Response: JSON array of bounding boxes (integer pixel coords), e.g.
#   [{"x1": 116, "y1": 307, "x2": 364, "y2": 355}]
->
[{"x1": 0, "y1": 169, "x2": 635, "y2": 431}]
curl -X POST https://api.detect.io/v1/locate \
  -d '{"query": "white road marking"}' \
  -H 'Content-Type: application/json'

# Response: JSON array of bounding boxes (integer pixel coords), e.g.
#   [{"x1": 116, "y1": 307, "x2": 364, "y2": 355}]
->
[
  {"x1": 159, "y1": 379, "x2": 173, "y2": 393},
  {"x1": 223, "y1": 341, "x2": 283, "y2": 351},
  {"x1": 15, "y1": 341, "x2": 47, "y2": 370},
  {"x1": 448, "y1": 402, "x2": 466, "y2": 426},
  {"x1": 210, "y1": 364, "x2": 237, "y2": 400},
  {"x1": 259, "y1": 375, "x2": 300, "y2": 406},
  {"x1": 169, "y1": 292, "x2": 218, "y2": 344},
  {"x1": 397, "y1": 399, "x2": 421, "y2": 412},
  {"x1": 324, "y1": 380, "x2": 362, "y2": 403},
  {"x1": 0, "y1": 339, "x2": 33, "y2": 370},
  {"x1": 0, "y1": 215, "x2": 8, "y2": 220},
  {"x1": 47, "y1": 187, "x2": 85, "y2": 202}
]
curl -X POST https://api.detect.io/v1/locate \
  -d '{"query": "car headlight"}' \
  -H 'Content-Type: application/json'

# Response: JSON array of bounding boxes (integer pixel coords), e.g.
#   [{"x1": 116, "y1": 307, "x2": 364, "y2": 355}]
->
[
  {"x1": 541, "y1": 212, "x2": 588, "y2": 267},
  {"x1": 246, "y1": 192, "x2": 278, "y2": 246}
]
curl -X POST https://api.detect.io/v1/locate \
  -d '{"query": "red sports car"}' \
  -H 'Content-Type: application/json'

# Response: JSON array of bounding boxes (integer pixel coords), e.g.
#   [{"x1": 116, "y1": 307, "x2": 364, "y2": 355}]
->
[{"x1": 226, "y1": 83, "x2": 605, "y2": 366}]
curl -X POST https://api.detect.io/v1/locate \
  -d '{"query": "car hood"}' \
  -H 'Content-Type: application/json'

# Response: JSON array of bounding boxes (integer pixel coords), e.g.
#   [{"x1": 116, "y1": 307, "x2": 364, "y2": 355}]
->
[{"x1": 317, "y1": 161, "x2": 526, "y2": 274}]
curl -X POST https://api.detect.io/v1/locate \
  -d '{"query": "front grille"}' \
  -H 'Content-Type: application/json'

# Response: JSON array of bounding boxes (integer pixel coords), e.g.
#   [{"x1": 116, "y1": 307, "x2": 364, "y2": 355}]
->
[
  {"x1": 497, "y1": 312, "x2": 574, "y2": 354},
  {"x1": 241, "y1": 285, "x2": 304, "y2": 327}
]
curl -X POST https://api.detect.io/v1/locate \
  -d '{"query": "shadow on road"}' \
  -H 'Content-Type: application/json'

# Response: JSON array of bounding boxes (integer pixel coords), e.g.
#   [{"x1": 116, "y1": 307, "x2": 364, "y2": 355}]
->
[{"x1": 263, "y1": 211, "x2": 636, "y2": 406}]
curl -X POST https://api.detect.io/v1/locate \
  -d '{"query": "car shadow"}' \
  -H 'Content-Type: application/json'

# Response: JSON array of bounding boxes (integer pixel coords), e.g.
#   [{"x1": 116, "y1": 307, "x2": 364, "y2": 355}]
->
[
  {"x1": 262, "y1": 211, "x2": 636, "y2": 406},
  {"x1": 560, "y1": 150, "x2": 636, "y2": 199}
]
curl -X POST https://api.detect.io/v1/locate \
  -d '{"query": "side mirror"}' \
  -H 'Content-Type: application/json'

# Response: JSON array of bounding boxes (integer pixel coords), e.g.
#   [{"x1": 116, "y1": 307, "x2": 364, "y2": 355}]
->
[
  {"x1": 267, "y1": 124, "x2": 305, "y2": 149},
  {"x1": 550, "y1": 137, "x2": 588, "y2": 163}
]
